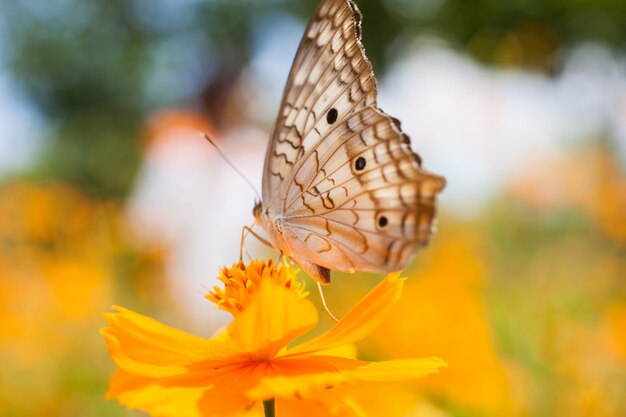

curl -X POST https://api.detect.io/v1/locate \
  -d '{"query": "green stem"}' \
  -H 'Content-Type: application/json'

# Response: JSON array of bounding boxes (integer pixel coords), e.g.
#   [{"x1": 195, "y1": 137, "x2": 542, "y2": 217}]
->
[{"x1": 263, "y1": 398, "x2": 276, "y2": 417}]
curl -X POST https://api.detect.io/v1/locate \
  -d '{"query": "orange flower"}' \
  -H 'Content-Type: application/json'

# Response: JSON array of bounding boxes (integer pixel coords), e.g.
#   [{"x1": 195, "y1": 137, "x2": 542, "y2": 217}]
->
[
  {"x1": 101, "y1": 260, "x2": 445, "y2": 416},
  {"x1": 206, "y1": 259, "x2": 308, "y2": 315},
  {"x1": 370, "y1": 226, "x2": 518, "y2": 415}
]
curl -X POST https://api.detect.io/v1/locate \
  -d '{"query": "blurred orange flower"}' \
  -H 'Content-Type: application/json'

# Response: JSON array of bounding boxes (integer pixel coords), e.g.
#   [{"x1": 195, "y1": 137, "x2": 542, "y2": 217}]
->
[
  {"x1": 102, "y1": 260, "x2": 445, "y2": 417},
  {"x1": 0, "y1": 181, "x2": 166, "y2": 416},
  {"x1": 607, "y1": 304, "x2": 626, "y2": 362},
  {"x1": 370, "y1": 225, "x2": 519, "y2": 416},
  {"x1": 506, "y1": 146, "x2": 626, "y2": 242}
]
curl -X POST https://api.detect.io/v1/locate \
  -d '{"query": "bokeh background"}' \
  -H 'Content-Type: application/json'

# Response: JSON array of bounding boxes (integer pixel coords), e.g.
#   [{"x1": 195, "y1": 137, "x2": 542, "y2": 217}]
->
[{"x1": 1, "y1": 0, "x2": 625, "y2": 416}]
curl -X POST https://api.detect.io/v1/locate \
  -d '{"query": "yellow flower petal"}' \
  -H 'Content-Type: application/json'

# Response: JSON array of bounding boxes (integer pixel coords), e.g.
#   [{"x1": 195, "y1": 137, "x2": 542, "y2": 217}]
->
[
  {"x1": 247, "y1": 372, "x2": 347, "y2": 400},
  {"x1": 343, "y1": 358, "x2": 447, "y2": 382},
  {"x1": 247, "y1": 357, "x2": 445, "y2": 400},
  {"x1": 277, "y1": 397, "x2": 341, "y2": 417},
  {"x1": 109, "y1": 365, "x2": 260, "y2": 416},
  {"x1": 270, "y1": 355, "x2": 364, "y2": 378},
  {"x1": 246, "y1": 356, "x2": 364, "y2": 399},
  {"x1": 314, "y1": 344, "x2": 358, "y2": 359},
  {"x1": 287, "y1": 272, "x2": 404, "y2": 355},
  {"x1": 227, "y1": 279, "x2": 318, "y2": 357},
  {"x1": 195, "y1": 365, "x2": 258, "y2": 417},
  {"x1": 102, "y1": 328, "x2": 188, "y2": 378},
  {"x1": 107, "y1": 369, "x2": 205, "y2": 417},
  {"x1": 102, "y1": 306, "x2": 237, "y2": 377}
]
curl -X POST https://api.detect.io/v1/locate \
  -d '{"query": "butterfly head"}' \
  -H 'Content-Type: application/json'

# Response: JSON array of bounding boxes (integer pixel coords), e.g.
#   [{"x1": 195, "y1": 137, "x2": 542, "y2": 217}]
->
[{"x1": 252, "y1": 200, "x2": 263, "y2": 221}]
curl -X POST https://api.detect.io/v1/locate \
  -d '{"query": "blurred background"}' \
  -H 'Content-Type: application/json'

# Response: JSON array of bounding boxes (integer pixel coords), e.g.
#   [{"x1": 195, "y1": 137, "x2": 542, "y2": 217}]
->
[{"x1": 0, "y1": 0, "x2": 625, "y2": 416}]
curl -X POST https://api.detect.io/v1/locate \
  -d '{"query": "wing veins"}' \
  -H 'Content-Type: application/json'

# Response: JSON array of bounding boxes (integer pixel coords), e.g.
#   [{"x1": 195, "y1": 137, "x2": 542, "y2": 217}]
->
[
  {"x1": 284, "y1": 6, "x2": 356, "y2": 117},
  {"x1": 294, "y1": 225, "x2": 358, "y2": 271},
  {"x1": 283, "y1": 106, "x2": 379, "y2": 210},
  {"x1": 286, "y1": 130, "x2": 412, "y2": 211},
  {"x1": 296, "y1": 158, "x2": 406, "y2": 211},
  {"x1": 289, "y1": 221, "x2": 397, "y2": 264},
  {"x1": 287, "y1": 180, "x2": 422, "y2": 220},
  {"x1": 264, "y1": 1, "x2": 351, "y2": 199}
]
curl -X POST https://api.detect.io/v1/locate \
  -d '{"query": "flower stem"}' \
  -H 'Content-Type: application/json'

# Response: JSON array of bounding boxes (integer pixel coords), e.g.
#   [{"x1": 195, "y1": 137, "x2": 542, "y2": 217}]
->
[{"x1": 263, "y1": 399, "x2": 276, "y2": 417}]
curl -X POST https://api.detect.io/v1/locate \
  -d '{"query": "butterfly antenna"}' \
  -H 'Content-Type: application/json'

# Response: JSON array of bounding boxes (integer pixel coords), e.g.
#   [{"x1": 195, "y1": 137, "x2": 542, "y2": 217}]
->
[
  {"x1": 200, "y1": 132, "x2": 261, "y2": 202},
  {"x1": 317, "y1": 282, "x2": 340, "y2": 322}
]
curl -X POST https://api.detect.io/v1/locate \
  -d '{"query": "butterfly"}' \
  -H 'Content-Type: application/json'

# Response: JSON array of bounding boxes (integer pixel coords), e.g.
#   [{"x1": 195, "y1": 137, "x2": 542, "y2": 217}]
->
[{"x1": 252, "y1": 0, "x2": 445, "y2": 284}]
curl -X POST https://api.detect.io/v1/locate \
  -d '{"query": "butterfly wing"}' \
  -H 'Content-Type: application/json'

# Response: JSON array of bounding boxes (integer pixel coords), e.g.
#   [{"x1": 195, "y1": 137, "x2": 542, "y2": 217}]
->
[
  {"x1": 262, "y1": 0, "x2": 374, "y2": 205},
  {"x1": 261, "y1": 0, "x2": 445, "y2": 282},
  {"x1": 282, "y1": 107, "x2": 445, "y2": 276}
]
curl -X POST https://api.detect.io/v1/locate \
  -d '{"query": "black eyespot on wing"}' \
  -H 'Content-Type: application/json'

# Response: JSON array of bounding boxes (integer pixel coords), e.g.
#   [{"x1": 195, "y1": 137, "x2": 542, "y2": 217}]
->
[
  {"x1": 378, "y1": 215, "x2": 388, "y2": 228},
  {"x1": 327, "y1": 108, "x2": 338, "y2": 124},
  {"x1": 355, "y1": 156, "x2": 366, "y2": 171}
]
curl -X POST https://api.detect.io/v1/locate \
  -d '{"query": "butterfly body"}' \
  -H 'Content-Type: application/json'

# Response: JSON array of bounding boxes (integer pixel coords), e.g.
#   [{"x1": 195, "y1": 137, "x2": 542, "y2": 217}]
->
[{"x1": 255, "y1": 0, "x2": 445, "y2": 284}]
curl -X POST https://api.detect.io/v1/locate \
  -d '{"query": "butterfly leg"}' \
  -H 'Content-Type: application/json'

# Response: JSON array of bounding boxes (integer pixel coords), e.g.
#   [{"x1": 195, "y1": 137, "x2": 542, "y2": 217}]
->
[
  {"x1": 240, "y1": 224, "x2": 274, "y2": 261},
  {"x1": 317, "y1": 282, "x2": 340, "y2": 323},
  {"x1": 239, "y1": 224, "x2": 251, "y2": 262},
  {"x1": 275, "y1": 251, "x2": 284, "y2": 265}
]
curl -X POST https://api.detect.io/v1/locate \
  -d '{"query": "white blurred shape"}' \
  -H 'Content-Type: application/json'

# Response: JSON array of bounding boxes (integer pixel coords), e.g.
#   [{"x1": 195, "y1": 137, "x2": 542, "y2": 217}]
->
[
  {"x1": 125, "y1": 17, "x2": 302, "y2": 330},
  {"x1": 126, "y1": 115, "x2": 265, "y2": 331},
  {"x1": 380, "y1": 40, "x2": 626, "y2": 215}
]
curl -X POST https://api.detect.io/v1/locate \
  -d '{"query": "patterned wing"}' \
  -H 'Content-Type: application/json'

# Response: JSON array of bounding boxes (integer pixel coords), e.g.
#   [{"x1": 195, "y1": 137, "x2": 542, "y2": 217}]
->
[
  {"x1": 281, "y1": 107, "x2": 445, "y2": 276},
  {"x1": 260, "y1": 0, "x2": 445, "y2": 282},
  {"x1": 262, "y1": 0, "x2": 375, "y2": 205}
]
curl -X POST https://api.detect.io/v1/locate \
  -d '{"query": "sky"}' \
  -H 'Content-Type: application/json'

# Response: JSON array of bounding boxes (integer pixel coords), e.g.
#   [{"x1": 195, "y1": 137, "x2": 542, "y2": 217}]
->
[{"x1": 0, "y1": 18, "x2": 44, "y2": 177}]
